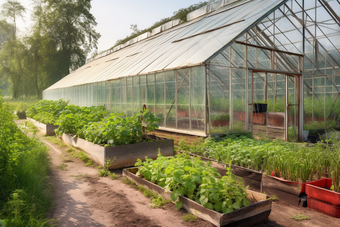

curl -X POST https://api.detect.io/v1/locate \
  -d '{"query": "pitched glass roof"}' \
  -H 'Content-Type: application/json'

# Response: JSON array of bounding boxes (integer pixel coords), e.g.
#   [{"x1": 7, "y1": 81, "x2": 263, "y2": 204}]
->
[{"x1": 45, "y1": 0, "x2": 286, "y2": 91}]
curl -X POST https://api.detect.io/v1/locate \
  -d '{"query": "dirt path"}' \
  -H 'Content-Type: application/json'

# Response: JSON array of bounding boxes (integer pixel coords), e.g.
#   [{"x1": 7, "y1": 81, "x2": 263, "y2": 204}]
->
[
  {"x1": 36, "y1": 134, "x2": 212, "y2": 227},
  {"x1": 17, "y1": 120, "x2": 340, "y2": 227}
]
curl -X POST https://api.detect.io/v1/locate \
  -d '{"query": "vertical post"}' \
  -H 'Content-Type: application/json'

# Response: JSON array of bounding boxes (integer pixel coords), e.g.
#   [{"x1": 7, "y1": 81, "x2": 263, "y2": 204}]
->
[
  {"x1": 125, "y1": 78, "x2": 128, "y2": 116},
  {"x1": 299, "y1": 56, "x2": 303, "y2": 142},
  {"x1": 109, "y1": 81, "x2": 112, "y2": 112},
  {"x1": 324, "y1": 58, "x2": 326, "y2": 126},
  {"x1": 265, "y1": 73, "x2": 268, "y2": 133},
  {"x1": 138, "y1": 75, "x2": 143, "y2": 109},
  {"x1": 164, "y1": 73, "x2": 166, "y2": 127},
  {"x1": 131, "y1": 77, "x2": 134, "y2": 114},
  {"x1": 189, "y1": 68, "x2": 192, "y2": 131},
  {"x1": 245, "y1": 40, "x2": 249, "y2": 131},
  {"x1": 145, "y1": 75, "x2": 148, "y2": 111},
  {"x1": 154, "y1": 74, "x2": 156, "y2": 116},
  {"x1": 251, "y1": 71, "x2": 254, "y2": 134},
  {"x1": 229, "y1": 46, "x2": 233, "y2": 131},
  {"x1": 208, "y1": 64, "x2": 211, "y2": 134},
  {"x1": 204, "y1": 65, "x2": 207, "y2": 135},
  {"x1": 285, "y1": 75, "x2": 288, "y2": 141},
  {"x1": 175, "y1": 70, "x2": 178, "y2": 129}
]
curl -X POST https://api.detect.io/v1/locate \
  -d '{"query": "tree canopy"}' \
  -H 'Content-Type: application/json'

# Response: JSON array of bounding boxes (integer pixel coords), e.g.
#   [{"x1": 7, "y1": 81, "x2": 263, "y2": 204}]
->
[{"x1": 0, "y1": 0, "x2": 100, "y2": 98}]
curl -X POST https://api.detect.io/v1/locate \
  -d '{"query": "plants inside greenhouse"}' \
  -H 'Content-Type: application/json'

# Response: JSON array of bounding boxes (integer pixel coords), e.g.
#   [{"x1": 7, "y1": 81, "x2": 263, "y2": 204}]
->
[{"x1": 177, "y1": 133, "x2": 340, "y2": 186}]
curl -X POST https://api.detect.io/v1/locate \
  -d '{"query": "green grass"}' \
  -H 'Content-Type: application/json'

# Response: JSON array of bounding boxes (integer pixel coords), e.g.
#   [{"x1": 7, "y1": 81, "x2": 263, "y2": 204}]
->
[
  {"x1": 137, "y1": 185, "x2": 171, "y2": 208},
  {"x1": 183, "y1": 213, "x2": 197, "y2": 222},
  {"x1": 0, "y1": 134, "x2": 55, "y2": 226},
  {"x1": 291, "y1": 213, "x2": 310, "y2": 221},
  {"x1": 57, "y1": 163, "x2": 68, "y2": 171},
  {"x1": 122, "y1": 177, "x2": 170, "y2": 208},
  {"x1": 271, "y1": 194, "x2": 278, "y2": 201},
  {"x1": 43, "y1": 136, "x2": 66, "y2": 147},
  {"x1": 69, "y1": 149, "x2": 94, "y2": 166}
]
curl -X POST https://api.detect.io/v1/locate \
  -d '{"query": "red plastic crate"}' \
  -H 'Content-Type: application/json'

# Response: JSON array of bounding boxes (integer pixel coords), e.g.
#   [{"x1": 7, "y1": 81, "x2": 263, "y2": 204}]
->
[
  {"x1": 304, "y1": 178, "x2": 340, "y2": 206},
  {"x1": 307, "y1": 197, "x2": 340, "y2": 218}
]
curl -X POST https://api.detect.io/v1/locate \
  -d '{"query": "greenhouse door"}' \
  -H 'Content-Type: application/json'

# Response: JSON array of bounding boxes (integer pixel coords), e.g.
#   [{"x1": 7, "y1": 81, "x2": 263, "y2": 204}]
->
[{"x1": 250, "y1": 71, "x2": 301, "y2": 141}]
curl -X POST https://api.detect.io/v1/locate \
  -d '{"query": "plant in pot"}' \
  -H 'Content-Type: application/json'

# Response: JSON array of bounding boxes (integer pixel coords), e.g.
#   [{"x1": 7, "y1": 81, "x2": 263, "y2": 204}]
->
[{"x1": 253, "y1": 101, "x2": 267, "y2": 113}]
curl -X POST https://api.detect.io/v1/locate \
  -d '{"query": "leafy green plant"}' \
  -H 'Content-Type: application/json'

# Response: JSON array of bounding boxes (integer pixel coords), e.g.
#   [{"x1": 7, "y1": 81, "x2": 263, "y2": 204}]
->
[
  {"x1": 27, "y1": 99, "x2": 69, "y2": 124},
  {"x1": 98, "y1": 159, "x2": 115, "y2": 177},
  {"x1": 291, "y1": 213, "x2": 310, "y2": 221},
  {"x1": 55, "y1": 104, "x2": 107, "y2": 137},
  {"x1": 211, "y1": 114, "x2": 230, "y2": 121},
  {"x1": 183, "y1": 213, "x2": 197, "y2": 222},
  {"x1": 135, "y1": 153, "x2": 250, "y2": 213},
  {"x1": 82, "y1": 109, "x2": 159, "y2": 146},
  {"x1": 0, "y1": 93, "x2": 54, "y2": 226}
]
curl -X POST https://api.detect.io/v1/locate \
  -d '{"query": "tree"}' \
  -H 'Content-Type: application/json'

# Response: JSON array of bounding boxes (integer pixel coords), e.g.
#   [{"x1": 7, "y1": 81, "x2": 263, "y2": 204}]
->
[
  {"x1": 0, "y1": 38, "x2": 27, "y2": 98},
  {"x1": 0, "y1": 20, "x2": 12, "y2": 49},
  {"x1": 41, "y1": 0, "x2": 101, "y2": 78},
  {"x1": 1, "y1": 0, "x2": 26, "y2": 39},
  {"x1": 0, "y1": 0, "x2": 26, "y2": 98}
]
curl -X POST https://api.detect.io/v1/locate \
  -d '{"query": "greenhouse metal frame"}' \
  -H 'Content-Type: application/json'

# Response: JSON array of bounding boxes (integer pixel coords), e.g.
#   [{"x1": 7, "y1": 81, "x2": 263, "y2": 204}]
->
[{"x1": 44, "y1": 0, "x2": 340, "y2": 141}]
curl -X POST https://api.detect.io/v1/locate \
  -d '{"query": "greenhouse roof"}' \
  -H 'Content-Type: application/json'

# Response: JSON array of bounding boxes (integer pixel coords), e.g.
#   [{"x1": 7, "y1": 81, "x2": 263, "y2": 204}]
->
[{"x1": 46, "y1": 0, "x2": 286, "y2": 91}]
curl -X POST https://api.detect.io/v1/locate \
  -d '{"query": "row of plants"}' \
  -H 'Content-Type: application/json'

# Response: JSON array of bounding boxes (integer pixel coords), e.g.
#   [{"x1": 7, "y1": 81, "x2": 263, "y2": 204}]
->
[
  {"x1": 135, "y1": 153, "x2": 250, "y2": 213},
  {"x1": 178, "y1": 133, "x2": 340, "y2": 191},
  {"x1": 0, "y1": 94, "x2": 53, "y2": 226},
  {"x1": 27, "y1": 99, "x2": 69, "y2": 124},
  {"x1": 80, "y1": 110, "x2": 159, "y2": 146},
  {"x1": 28, "y1": 100, "x2": 160, "y2": 146}
]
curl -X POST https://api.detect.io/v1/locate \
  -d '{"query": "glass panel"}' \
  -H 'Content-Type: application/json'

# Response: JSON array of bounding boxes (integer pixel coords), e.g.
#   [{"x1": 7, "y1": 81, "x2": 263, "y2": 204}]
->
[
  {"x1": 140, "y1": 75, "x2": 147, "y2": 112},
  {"x1": 165, "y1": 70, "x2": 176, "y2": 129},
  {"x1": 121, "y1": 78, "x2": 126, "y2": 116},
  {"x1": 133, "y1": 76, "x2": 140, "y2": 114},
  {"x1": 210, "y1": 65, "x2": 230, "y2": 134},
  {"x1": 155, "y1": 73, "x2": 165, "y2": 127},
  {"x1": 177, "y1": 69, "x2": 190, "y2": 130},
  {"x1": 147, "y1": 74, "x2": 155, "y2": 114},
  {"x1": 126, "y1": 77, "x2": 133, "y2": 117},
  {"x1": 191, "y1": 66, "x2": 205, "y2": 133}
]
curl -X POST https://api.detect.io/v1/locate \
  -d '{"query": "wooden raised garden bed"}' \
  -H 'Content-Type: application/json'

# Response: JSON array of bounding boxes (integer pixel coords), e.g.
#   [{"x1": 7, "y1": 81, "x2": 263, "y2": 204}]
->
[
  {"x1": 28, "y1": 118, "x2": 58, "y2": 136},
  {"x1": 123, "y1": 167, "x2": 272, "y2": 227},
  {"x1": 61, "y1": 133, "x2": 174, "y2": 169},
  {"x1": 262, "y1": 174, "x2": 302, "y2": 196}
]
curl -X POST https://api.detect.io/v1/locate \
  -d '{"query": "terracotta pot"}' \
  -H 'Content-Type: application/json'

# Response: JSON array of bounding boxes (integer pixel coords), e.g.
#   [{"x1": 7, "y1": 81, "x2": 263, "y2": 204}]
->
[
  {"x1": 177, "y1": 109, "x2": 188, "y2": 117},
  {"x1": 233, "y1": 111, "x2": 266, "y2": 125},
  {"x1": 211, "y1": 120, "x2": 230, "y2": 127},
  {"x1": 306, "y1": 117, "x2": 334, "y2": 123}
]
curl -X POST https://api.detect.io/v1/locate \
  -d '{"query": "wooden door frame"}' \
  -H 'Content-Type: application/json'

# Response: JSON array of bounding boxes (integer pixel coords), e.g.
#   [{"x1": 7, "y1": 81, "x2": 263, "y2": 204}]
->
[{"x1": 250, "y1": 69, "x2": 302, "y2": 141}]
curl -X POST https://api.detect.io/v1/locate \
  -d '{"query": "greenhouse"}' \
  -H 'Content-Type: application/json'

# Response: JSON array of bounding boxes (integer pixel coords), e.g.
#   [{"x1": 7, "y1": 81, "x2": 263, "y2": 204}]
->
[{"x1": 43, "y1": 0, "x2": 340, "y2": 141}]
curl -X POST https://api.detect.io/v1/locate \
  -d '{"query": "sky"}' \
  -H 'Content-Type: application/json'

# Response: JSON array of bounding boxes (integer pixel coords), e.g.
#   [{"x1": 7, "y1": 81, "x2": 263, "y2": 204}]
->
[{"x1": 0, "y1": 0, "x2": 203, "y2": 53}]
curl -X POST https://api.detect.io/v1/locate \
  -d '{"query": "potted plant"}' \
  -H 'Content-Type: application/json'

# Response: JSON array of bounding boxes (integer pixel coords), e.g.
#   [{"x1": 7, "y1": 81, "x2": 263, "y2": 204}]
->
[{"x1": 253, "y1": 101, "x2": 267, "y2": 113}]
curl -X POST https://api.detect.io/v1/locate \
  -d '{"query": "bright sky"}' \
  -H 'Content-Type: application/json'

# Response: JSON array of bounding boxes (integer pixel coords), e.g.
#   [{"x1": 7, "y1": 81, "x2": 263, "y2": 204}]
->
[{"x1": 1, "y1": 0, "x2": 202, "y2": 53}]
